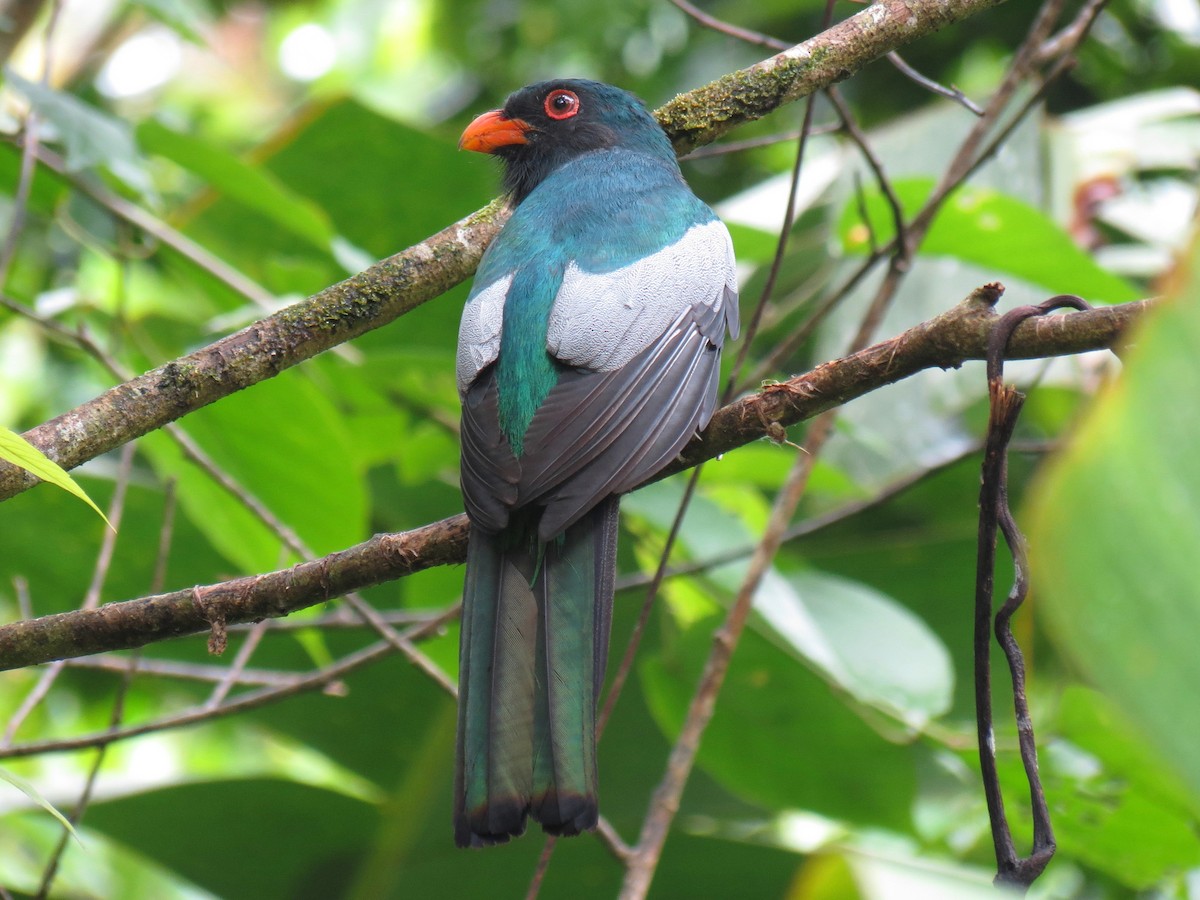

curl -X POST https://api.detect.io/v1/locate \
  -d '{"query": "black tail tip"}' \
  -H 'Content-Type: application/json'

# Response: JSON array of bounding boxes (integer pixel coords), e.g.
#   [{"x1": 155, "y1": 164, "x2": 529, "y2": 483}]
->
[
  {"x1": 455, "y1": 794, "x2": 599, "y2": 848},
  {"x1": 455, "y1": 798, "x2": 529, "y2": 849},
  {"x1": 535, "y1": 790, "x2": 598, "y2": 838}
]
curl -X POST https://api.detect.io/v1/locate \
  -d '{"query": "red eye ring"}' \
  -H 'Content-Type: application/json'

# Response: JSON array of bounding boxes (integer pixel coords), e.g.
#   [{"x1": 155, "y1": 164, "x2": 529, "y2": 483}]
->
[{"x1": 544, "y1": 89, "x2": 580, "y2": 121}]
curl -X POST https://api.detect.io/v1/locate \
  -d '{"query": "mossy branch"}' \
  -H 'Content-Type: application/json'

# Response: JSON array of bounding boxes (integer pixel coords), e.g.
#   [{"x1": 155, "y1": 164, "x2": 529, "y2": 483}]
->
[
  {"x1": 0, "y1": 288, "x2": 1150, "y2": 671},
  {"x1": 0, "y1": 0, "x2": 1008, "y2": 502}
]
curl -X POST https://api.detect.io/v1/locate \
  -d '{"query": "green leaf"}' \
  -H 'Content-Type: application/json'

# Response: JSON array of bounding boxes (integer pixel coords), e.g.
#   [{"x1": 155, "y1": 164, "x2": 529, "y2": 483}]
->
[
  {"x1": 1042, "y1": 687, "x2": 1200, "y2": 887},
  {"x1": 0, "y1": 767, "x2": 80, "y2": 843},
  {"x1": 625, "y1": 482, "x2": 954, "y2": 727},
  {"x1": 140, "y1": 369, "x2": 368, "y2": 573},
  {"x1": 85, "y1": 780, "x2": 375, "y2": 898},
  {"x1": 1029, "y1": 233, "x2": 1200, "y2": 807},
  {"x1": 641, "y1": 619, "x2": 918, "y2": 828},
  {"x1": 3, "y1": 70, "x2": 150, "y2": 195},
  {"x1": 764, "y1": 570, "x2": 954, "y2": 728},
  {"x1": 0, "y1": 426, "x2": 112, "y2": 529},
  {"x1": 839, "y1": 178, "x2": 1140, "y2": 304},
  {"x1": 137, "y1": 119, "x2": 337, "y2": 252},
  {"x1": 0, "y1": 814, "x2": 218, "y2": 900}
]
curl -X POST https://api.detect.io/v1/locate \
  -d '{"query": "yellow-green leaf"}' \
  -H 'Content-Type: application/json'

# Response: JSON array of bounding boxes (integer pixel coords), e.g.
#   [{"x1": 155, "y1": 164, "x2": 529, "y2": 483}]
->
[{"x1": 0, "y1": 427, "x2": 113, "y2": 530}]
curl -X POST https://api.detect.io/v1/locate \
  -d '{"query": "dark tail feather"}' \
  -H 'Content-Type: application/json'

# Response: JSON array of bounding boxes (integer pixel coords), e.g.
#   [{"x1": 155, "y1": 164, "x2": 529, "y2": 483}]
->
[{"x1": 454, "y1": 498, "x2": 619, "y2": 848}]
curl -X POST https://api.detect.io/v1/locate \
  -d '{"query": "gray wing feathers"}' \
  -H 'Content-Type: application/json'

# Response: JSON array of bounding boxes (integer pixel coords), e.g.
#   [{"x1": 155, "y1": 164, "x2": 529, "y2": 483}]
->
[
  {"x1": 546, "y1": 220, "x2": 737, "y2": 371},
  {"x1": 457, "y1": 273, "x2": 512, "y2": 394},
  {"x1": 524, "y1": 300, "x2": 725, "y2": 541}
]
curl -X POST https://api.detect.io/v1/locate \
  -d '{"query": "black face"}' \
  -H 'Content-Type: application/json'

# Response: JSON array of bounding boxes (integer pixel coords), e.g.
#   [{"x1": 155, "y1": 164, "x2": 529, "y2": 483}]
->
[
  {"x1": 460, "y1": 79, "x2": 669, "y2": 204},
  {"x1": 494, "y1": 80, "x2": 625, "y2": 202}
]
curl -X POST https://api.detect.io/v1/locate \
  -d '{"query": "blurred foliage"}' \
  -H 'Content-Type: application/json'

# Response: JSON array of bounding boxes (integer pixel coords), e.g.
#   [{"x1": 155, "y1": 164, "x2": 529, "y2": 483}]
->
[{"x1": 0, "y1": 0, "x2": 1198, "y2": 898}]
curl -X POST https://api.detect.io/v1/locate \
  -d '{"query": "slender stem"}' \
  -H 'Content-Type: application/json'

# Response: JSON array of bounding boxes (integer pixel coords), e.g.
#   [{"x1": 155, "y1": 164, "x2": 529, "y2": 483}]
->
[{"x1": 0, "y1": 605, "x2": 459, "y2": 760}]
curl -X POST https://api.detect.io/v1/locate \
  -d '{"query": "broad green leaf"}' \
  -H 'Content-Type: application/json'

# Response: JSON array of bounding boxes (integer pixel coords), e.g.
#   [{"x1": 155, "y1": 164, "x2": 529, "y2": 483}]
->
[
  {"x1": 0, "y1": 767, "x2": 80, "y2": 842},
  {"x1": 1029, "y1": 234, "x2": 1200, "y2": 807},
  {"x1": 839, "y1": 178, "x2": 1140, "y2": 304},
  {"x1": 4, "y1": 70, "x2": 150, "y2": 194},
  {"x1": 625, "y1": 481, "x2": 954, "y2": 727},
  {"x1": 140, "y1": 369, "x2": 367, "y2": 573},
  {"x1": 0, "y1": 426, "x2": 112, "y2": 529},
  {"x1": 1041, "y1": 688, "x2": 1200, "y2": 888},
  {"x1": 0, "y1": 815, "x2": 218, "y2": 900},
  {"x1": 85, "y1": 780, "x2": 375, "y2": 898},
  {"x1": 138, "y1": 119, "x2": 337, "y2": 252},
  {"x1": 764, "y1": 570, "x2": 954, "y2": 728},
  {"x1": 641, "y1": 619, "x2": 918, "y2": 828}
]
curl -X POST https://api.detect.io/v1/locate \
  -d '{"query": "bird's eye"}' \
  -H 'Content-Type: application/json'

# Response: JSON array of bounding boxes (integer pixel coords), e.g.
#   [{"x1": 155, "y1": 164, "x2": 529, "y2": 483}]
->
[{"x1": 543, "y1": 89, "x2": 580, "y2": 121}]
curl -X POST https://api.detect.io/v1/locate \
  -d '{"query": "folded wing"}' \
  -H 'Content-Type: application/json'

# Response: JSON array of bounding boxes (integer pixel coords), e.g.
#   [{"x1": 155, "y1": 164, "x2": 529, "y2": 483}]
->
[{"x1": 460, "y1": 218, "x2": 739, "y2": 540}]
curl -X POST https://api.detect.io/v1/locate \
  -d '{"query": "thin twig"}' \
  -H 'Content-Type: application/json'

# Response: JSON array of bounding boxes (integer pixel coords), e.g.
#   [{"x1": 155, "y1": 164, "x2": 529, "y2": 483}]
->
[
  {"x1": 886, "y1": 52, "x2": 984, "y2": 115},
  {"x1": 525, "y1": 837, "x2": 558, "y2": 900},
  {"x1": 35, "y1": 653, "x2": 135, "y2": 899},
  {"x1": 236, "y1": 608, "x2": 443, "y2": 632},
  {"x1": 682, "y1": 124, "x2": 839, "y2": 160},
  {"x1": 669, "y1": 0, "x2": 789, "y2": 50},
  {"x1": 341, "y1": 593, "x2": 457, "y2": 697},
  {"x1": 82, "y1": 443, "x2": 136, "y2": 612},
  {"x1": 827, "y1": 86, "x2": 908, "y2": 266},
  {"x1": 1, "y1": 443, "x2": 134, "y2": 748},
  {"x1": 724, "y1": 80, "x2": 824, "y2": 394},
  {"x1": 620, "y1": 411, "x2": 839, "y2": 900},
  {"x1": 203, "y1": 620, "x2": 269, "y2": 709},
  {"x1": 151, "y1": 478, "x2": 177, "y2": 594},
  {"x1": 63, "y1": 654, "x2": 310, "y2": 688},
  {"x1": 0, "y1": 605, "x2": 459, "y2": 760},
  {"x1": 599, "y1": 466, "x2": 704, "y2": 738},
  {"x1": 1035, "y1": 0, "x2": 1108, "y2": 64}
]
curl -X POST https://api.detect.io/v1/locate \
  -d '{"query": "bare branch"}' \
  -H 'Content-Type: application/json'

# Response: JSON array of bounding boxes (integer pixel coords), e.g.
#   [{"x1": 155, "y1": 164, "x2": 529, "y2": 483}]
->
[
  {"x1": 887, "y1": 52, "x2": 985, "y2": 115},
  {"x1": 0, "y1": 606, "x2": 459, "y2": 760}
]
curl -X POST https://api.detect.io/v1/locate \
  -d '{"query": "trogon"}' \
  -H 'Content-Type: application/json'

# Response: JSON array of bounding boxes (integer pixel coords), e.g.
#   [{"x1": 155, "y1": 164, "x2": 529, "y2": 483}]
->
[{"x1": 453, "y1": 78, "x2": 739, "y2": 848}]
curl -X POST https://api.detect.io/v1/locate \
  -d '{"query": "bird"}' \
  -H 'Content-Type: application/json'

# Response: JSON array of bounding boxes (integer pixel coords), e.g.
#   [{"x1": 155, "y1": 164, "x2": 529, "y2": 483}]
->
[{"x1": 453, "y1": 78, "x2": 739, "y2": 848}]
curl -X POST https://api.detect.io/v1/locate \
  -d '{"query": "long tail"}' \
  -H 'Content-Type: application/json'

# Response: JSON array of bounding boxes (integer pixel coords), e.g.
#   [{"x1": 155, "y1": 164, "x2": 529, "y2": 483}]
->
[{"x1": 454, "y1": 497, "x2": 619, "y2": 848}]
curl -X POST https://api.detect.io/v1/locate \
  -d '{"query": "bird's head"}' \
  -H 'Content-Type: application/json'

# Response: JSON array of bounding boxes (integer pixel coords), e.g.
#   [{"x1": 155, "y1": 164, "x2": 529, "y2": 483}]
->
[{"x1": 459, "y1": 79, "x2": 674, "y2": 203}]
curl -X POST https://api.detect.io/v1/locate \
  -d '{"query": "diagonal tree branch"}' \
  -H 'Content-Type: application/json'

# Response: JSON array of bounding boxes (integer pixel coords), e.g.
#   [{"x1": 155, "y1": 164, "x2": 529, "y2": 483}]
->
[
  {"x1": 0, "y1": 288, "x2": 1149, "y2": 670},
  {"x1": 0, "y1": 0, "x2": 1007, "y2": 503}
]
